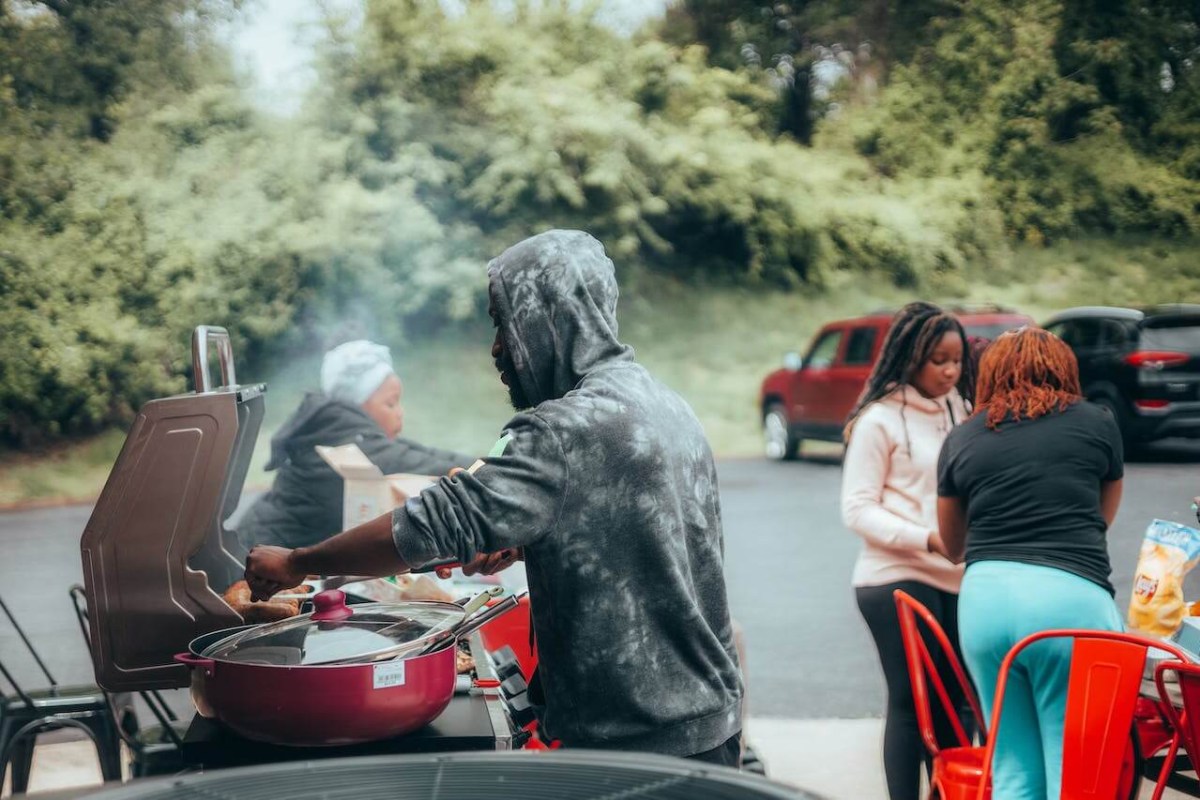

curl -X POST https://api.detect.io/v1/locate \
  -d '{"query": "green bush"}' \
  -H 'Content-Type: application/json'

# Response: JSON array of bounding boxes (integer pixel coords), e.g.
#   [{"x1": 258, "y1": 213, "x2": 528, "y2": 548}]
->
[{"x1": 1, "y1": 0, "x2": 1198, "y2": 446}]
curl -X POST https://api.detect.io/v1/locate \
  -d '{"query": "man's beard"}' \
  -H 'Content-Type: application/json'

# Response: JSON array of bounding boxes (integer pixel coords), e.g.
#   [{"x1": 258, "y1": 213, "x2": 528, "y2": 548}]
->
[
  {"x1": 497, "y1": 360, "x2": 532, "y2": 411},
  {"x1": 507, "y1": 383, "x2": 531, "y2": 411}
]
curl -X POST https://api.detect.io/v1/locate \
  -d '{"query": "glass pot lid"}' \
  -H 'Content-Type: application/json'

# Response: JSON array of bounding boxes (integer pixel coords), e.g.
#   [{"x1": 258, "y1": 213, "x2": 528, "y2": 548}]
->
[{"x1": 202, "y1": 591, "x2": 465, "y2": 666}]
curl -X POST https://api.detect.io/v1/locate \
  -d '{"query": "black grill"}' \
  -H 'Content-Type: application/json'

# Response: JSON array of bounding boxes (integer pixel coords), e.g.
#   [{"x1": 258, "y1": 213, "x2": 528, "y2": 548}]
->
[{"x1": 85, "y1": 751, "x2": 817, "y2": 800}]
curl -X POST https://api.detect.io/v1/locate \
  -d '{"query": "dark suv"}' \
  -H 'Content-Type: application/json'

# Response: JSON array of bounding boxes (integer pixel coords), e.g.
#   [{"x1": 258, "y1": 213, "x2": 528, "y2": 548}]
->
[
  {"x1": 1043, "y1": 305, "x2": 1200, "y2": 446},
  {"x1": 759, "y1": 305, "x2": 1033, "y2": 460}
]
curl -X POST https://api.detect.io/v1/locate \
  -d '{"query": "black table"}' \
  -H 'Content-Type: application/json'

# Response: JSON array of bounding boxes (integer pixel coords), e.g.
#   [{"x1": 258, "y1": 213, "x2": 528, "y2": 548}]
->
[{"x1": 181, "y1": 693, "x2": 507, "y2": 769}]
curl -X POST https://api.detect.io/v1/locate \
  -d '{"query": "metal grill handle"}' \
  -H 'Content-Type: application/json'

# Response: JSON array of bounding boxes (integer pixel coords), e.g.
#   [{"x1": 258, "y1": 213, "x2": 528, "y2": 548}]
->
[{"x1": 192, "y1": 325, "x2": 237, "y2": 393}]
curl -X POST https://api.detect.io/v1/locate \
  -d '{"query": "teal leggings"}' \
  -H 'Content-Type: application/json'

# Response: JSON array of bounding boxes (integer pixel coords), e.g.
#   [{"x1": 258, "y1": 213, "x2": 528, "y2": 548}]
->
[{"x1": 958, "y1": 561, "x2": 1123, "y2": 800}]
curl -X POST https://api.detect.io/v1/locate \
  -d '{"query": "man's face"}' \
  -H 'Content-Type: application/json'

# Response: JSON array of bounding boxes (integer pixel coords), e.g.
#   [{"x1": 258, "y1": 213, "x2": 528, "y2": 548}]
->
[{"x1": 489, "y1": 291, "x2": 531, "y2": 410}]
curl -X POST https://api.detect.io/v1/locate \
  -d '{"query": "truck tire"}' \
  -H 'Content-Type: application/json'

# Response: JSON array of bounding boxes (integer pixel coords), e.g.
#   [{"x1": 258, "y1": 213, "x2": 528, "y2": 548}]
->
[
  {"x1": 764, "y1": 404, "x2": 801, "y2": 461},
  {"x1": 1091, "y1": 394, "x2": 1135, "y2": 451}
]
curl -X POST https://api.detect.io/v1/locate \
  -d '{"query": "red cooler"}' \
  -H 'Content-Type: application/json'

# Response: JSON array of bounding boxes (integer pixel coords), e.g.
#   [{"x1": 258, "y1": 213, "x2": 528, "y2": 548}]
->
[{"x1": 478, "y1": 594, "x2": 538, "y2": 680}]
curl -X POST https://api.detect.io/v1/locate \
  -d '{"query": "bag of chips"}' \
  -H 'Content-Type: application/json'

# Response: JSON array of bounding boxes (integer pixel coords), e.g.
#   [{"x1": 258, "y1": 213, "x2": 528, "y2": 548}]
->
[{"x1": 1128, "y1": 519, "x2": 1200, "y2": 637}]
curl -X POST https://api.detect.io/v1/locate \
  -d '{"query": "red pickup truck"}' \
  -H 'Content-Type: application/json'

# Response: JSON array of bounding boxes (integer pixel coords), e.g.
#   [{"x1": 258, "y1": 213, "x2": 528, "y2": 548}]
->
[{"x1": 760, "y1": 305, "x2": 1034, "y2": 459}]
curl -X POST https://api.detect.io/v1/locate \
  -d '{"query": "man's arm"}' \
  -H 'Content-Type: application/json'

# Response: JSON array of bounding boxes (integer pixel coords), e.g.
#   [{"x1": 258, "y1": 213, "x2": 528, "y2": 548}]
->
[
  {"x1": 246, "y1": 412, "x2": 567, "y2": 600},
  {"x1": 245, "y1": 511, "x2": 410, "y2": 601}
]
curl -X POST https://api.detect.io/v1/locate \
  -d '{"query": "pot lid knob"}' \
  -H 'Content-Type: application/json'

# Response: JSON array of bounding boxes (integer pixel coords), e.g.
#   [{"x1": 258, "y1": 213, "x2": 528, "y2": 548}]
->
[{"x1": 311, "y1": 589, "x2": 354, "y2": 621}]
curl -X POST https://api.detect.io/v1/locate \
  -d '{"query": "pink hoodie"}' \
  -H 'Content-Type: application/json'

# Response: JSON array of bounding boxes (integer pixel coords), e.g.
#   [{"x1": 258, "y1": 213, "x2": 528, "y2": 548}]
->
[{"x1": 841, "y1": 384, "x2": 967, "y2": 593}]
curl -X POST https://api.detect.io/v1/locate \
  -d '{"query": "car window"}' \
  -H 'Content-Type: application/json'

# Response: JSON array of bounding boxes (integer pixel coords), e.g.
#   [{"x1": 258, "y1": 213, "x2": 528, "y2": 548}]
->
[
  {"x1": 1049, "y1": 319, "x2": 1102, "y2": 349},
  {"x1": 1099, "y1": 319, "x2": 1130, "y2": 348},
  {"x1": 1045, "y1": 321, "x2": 1074, "y2": 345},
  {"x1": 804, "y1": 330, "x2": 843, "y2": 369},
  {"x1": 1141, "y1": 319, "x2": 1200, "y2": 353},
  {"x1": 844, "y1": 327, "x2": 877, "y2": 366},
  {"x1": 963, "y1": 321, "x2": 1029, "y2": 340},
  {"x1": 1073, "y1": 319, "x2": 1103, "y2": 348}
]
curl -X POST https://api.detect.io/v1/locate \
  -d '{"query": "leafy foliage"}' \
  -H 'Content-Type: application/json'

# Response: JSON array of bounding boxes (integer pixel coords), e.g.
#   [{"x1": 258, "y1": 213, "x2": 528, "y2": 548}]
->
[
  {"x1": 0, "y1": 0, "x2": 1197, "y2": 446},
  {"x1": 818, "y1": 0, "x2": 1200, "y2": 240}
]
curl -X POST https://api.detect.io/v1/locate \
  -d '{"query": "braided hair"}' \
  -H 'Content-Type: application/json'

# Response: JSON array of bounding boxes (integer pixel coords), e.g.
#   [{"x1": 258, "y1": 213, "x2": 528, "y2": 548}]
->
[
  {"x1": 974, "y1": 327, "x2": 1080, "y2": 429},
  {"x1": 844, "y1": 302, "x2": 976, "y2": 451}
]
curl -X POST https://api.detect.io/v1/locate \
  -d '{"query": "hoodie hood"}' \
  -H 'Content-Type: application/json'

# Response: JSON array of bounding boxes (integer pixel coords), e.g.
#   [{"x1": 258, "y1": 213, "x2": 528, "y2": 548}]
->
[
  {"x1": 885, "y1": 384, "x2": 955, "y2": 414},
  {"x1": 487, "y1": 230, "x2": 634, "y2": 406},
  {"x1": 880, "y1": 384, "x2": 968, "y2": 428}
]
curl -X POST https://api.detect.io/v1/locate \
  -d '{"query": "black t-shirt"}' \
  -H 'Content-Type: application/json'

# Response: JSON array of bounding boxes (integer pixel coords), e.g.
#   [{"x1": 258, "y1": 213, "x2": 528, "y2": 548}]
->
[{"x1": 937, "y1": 401, "x2": 1124, "y2": 594}]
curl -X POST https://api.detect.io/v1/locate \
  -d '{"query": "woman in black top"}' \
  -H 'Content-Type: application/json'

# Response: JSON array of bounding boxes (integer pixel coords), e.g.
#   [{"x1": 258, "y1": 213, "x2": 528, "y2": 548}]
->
[
  {"x1": 931, "y1": 327, "x2": 1124, "y2": 800},
  {"x1": 235, "y1": 341, "x2": 473, "y2": 550}
]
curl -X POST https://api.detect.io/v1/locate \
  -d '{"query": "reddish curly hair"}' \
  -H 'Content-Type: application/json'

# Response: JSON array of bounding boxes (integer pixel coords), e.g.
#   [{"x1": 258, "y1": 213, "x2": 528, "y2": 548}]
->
[{"x1": 974, "y1": 327, "x2": 1081, "y2": 429}]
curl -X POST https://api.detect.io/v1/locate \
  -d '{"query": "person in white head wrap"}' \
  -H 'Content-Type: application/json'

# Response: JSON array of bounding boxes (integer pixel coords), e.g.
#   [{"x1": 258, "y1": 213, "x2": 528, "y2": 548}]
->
[
  {"x1": 234, "y1": 339, "x2": 472, "y2": 551},
  {"x1": 321, "y1": 341, "x2": 396, "y2": 405},
  {"x1": 321, "y1": 340, "x2": 404, "y2": 438}
]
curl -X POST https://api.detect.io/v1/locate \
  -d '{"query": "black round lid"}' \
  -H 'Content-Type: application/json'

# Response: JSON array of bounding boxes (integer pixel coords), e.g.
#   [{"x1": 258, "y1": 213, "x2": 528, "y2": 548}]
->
[{"x1": 78, "y1": 751, "x2": 816, "y2": 799}]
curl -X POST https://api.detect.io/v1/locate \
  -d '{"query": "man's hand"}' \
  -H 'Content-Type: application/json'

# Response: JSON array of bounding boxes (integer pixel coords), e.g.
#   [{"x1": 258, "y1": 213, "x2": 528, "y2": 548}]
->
[
  {"x1": 436, "y1": 548, "x2": 522, "y2": 579},
  {"x1": 245, "y1": 546, "x2": 306, "y2": 602}
]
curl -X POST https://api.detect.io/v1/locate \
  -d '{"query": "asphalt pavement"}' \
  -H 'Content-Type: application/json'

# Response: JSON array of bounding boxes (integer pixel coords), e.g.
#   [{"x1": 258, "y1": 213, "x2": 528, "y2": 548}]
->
[{"x1": 2, "y1": 442, "x2": 1199, "y2": 721}]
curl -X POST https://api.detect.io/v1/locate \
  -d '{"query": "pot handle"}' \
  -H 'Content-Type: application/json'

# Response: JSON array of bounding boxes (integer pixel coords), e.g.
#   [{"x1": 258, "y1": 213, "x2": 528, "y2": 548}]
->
[
  {"x1": 418, "y1": 589, "x2": 529, "y2": 655},
  {"x1": 174, "y1": 652, "x2": 215, "y2": 676},
  {"x1": 455, "y1": 589, "x2": 527, "y2": 640},
  {"x1": 461, "y1": 586, "x2": 505, "y2": 616}
]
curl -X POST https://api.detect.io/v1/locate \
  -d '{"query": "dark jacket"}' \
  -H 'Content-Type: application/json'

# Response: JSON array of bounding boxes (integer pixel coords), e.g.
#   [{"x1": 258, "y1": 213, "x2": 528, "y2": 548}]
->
[
  {"x1": 235, "y1": 394, "x2": 472, "y2": 550},
  {"x1": 391, "y1": 230, "x2": 743, "y2": 755}
]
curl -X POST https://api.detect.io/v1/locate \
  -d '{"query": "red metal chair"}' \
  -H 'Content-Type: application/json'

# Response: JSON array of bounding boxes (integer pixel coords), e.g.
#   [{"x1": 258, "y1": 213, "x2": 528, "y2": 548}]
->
[
  {"x1": 1151, "y1": 659, "x2": 1200, "y2": 800},
  {"x1": 976, "y1": 629, "x2": 1191, "y2": 800},
  {"x1": 894, "y1": 590, "x2": 988, "y2": 800}
]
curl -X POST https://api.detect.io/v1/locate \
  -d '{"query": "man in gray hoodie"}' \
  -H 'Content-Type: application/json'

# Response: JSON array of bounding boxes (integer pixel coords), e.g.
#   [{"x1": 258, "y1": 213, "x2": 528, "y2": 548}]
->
[{"x1": 245, "y1": 230, "x2": 744, "y2": 762}]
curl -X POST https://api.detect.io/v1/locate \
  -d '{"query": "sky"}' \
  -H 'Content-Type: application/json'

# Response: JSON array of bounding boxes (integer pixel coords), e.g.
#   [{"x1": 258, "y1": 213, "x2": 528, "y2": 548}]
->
[{"x1": 228, "y1": 0, "x2": 670, "y2": 114}]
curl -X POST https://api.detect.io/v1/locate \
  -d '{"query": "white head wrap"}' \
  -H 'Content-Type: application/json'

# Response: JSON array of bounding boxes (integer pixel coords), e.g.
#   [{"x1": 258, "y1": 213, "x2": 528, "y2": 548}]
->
[{"x1": 320, "y1": 340, "x2": 395, "y2": 406}]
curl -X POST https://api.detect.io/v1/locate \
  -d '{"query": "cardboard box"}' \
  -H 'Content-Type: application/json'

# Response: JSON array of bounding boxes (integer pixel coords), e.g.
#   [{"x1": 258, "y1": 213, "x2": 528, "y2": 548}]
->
[{"x1": 315, "y1": 443, "x2": 436, "y2": 531}]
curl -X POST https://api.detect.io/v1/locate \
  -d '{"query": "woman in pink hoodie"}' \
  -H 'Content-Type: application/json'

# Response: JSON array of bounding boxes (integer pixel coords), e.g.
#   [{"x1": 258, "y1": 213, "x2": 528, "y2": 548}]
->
[{"x1": 841, "y1": 302, "x2": 974, "y2": 800}]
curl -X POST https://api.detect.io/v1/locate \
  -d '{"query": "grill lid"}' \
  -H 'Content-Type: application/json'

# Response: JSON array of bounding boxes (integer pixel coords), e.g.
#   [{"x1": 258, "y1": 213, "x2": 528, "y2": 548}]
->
[{"x1": 80, "y1": 326, "x2": 266, "y2": 691}]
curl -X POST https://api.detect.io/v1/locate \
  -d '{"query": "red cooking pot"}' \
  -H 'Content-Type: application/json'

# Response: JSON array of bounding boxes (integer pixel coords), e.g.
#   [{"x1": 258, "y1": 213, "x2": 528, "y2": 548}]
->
[{"x1": 174, "y1": 588, "x2": 525, "y2": 746}]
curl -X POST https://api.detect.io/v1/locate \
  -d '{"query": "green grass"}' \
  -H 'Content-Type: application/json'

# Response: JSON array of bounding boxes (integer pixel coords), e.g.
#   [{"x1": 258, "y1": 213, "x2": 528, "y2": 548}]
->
[
  {"x1": 4, "y1": 236, "x2": 1199, "y2": 507},
  {"x1": 0, "y1": 429, "x2": 128, "y2": 507}
]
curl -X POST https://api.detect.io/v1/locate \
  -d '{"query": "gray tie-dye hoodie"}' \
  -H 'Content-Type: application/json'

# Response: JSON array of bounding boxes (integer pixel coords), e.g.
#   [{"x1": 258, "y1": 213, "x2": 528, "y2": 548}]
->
[{"x1": 391, "y1": 230, "x2": 743, "y2": 755}]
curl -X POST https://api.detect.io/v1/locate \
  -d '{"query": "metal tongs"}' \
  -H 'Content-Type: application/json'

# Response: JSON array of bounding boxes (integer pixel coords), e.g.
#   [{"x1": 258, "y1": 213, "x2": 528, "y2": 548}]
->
[
  {"x1": 412, "y1": 588, "x2": 529, "y2": 657},
  {"x1": 274, "y1": 575, "x2": 377, "y2": 601},
  {"x1": 273, "y1": 558, "x2": 464, "y2": 601}
]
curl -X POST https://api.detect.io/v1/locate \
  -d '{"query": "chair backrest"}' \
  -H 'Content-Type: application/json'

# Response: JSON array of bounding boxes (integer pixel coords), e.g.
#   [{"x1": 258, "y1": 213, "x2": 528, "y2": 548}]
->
[
  {"x1": 1153, "y1": 659, "x2": 1200, "y2": 783},
  {"x1": 978, "y1": 629, "x2": 1191, "y2": 800},
  {"x1": 893, "y1": 590, "x2": 987, "y2": 756},
  {"x1": 0, "y1": 592, "x2": 60, "y2": 707}
]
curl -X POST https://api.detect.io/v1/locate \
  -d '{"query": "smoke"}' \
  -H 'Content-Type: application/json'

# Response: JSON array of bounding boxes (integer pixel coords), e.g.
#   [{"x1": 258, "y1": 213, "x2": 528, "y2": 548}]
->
[
  {"x1": 228, "y1": 0, "x2": 668, "y2": 117},
  {"x1": 226, "y1": 0, "x2": 362, "y2": 116},
  {"x1": 440, "y1": 0, "x2": 667, "y2": 35}
]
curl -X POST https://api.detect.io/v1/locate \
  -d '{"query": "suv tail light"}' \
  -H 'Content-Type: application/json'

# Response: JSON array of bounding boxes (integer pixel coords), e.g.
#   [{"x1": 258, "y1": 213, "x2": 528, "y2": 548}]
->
[
  {"x1": 1124, "y1": 351, "x2": 1190, "y2": 370},
  {"x1": 1135, "y1": 399, "x2": 1171, "y2": 411}
]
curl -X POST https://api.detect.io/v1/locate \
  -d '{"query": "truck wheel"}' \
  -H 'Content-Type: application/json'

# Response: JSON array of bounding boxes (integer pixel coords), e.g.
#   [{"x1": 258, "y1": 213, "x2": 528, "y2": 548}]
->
[{"x1": 764, "y1": 404, "x2": 801, "y2": 461}]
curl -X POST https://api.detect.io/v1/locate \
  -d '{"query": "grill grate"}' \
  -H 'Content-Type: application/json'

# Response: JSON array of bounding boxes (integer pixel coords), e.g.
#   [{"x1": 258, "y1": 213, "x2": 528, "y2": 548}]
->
[{"x1": 85, "y1": 752, "x2": 817, "y2": 800}]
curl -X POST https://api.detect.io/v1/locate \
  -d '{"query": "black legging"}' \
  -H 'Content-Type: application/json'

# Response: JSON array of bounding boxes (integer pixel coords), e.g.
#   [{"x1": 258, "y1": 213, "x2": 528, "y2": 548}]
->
[{"x1": 856, "y1": 581, "x2": 973, "y2": 800}]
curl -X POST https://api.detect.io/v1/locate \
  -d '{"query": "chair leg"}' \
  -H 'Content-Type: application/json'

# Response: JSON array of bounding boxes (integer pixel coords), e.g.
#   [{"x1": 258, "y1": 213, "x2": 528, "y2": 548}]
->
[
  {"x1": 7, "y1": 735, "x2": 36, "y2": 793},
  {"x1": 1151, "y1": 734, "x2": 1181, "y2": 800},
  {"x1": 78, "y1": 715, "x2": 124, "y2": 782}
]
